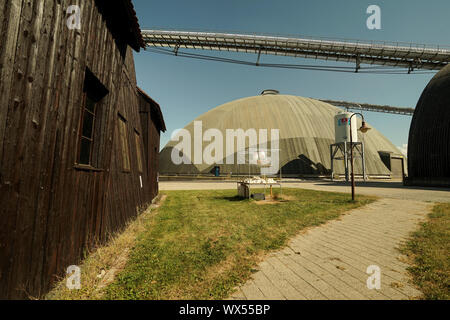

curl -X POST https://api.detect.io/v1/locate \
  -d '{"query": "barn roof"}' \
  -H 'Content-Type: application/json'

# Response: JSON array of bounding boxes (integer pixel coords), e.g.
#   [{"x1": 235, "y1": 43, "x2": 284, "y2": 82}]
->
[
  {"x1": 95, "y1": 0, "x2": 145, "y2": 51},
  {"x1": 123, "y1": 0, "x2": 145, "y2": 50},
  {"x1": 137, "y1": 87, "x2": 167, "y2": 132}
]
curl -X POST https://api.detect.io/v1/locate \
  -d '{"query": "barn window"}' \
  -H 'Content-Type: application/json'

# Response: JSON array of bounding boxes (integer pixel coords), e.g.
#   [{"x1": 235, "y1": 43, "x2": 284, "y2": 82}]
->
[
  {"x1": 118, "y1": 114, "x2": 131, "y2": 172},
  {"x1": 134, "y1": 130, "x2": 143, "y2": 173},
  {"x1": 79, "y1": 97, "x2": 97, "y2": 165},
  {"x1": 77, "y1": 68, "x2": 108, "y2": 167}
]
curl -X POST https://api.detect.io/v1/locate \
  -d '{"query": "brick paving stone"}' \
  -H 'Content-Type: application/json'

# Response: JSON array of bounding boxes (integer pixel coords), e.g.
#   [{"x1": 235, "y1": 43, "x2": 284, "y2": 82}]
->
[{"x1": 230, "y1": 198, "x2": 431, "y2": 300}]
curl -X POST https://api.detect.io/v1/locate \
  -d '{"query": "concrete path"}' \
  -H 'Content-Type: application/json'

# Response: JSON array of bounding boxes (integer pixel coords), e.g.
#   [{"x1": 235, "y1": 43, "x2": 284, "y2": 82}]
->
[
  {"x1": 284, "y1": 180, "x2": 450, "y2": 203},
  {"x1": 230, "y1": 198, "x2": 432, "y2": 300},
  {"x1": 160, "y1": 180, "x2": 450, "y2": 202}
]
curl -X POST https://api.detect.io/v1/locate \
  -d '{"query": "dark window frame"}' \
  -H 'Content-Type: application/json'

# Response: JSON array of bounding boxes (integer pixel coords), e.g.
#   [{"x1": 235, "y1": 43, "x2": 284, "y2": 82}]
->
[
  {"x1": 77, "y1": 95, "x2": 97, "y2": 167},
  {"x1": 75, "y1": 68, "x2": 109, "y2": 170}
]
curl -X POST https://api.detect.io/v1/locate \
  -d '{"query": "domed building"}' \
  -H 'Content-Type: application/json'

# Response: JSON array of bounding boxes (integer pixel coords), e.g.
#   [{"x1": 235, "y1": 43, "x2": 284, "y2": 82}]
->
[
  {"x1": 160, "y1": 91, "x2": 404, "y2": 178},
  {"x1": 407, "y1": 65, "x2": 450, "y2": 187}
]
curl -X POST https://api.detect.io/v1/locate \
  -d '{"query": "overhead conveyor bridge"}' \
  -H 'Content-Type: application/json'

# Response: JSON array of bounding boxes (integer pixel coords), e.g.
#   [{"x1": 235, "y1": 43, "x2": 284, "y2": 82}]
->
[
  {"x1": 318, "y1": 99, "x2": 415, "y2": 116},
  {"x1": 142, "y1": 29, "x2": 450, "y2": 71}
]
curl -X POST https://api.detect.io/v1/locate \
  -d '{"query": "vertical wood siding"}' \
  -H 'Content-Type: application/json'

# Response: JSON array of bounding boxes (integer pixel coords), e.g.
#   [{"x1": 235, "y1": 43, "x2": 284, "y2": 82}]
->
[
  {"x1": 138, "y1": 94, "x2": 162, "y2": 201},
  {"x1": 0, "y1": 0, "x2": 162, "y2": 299}
]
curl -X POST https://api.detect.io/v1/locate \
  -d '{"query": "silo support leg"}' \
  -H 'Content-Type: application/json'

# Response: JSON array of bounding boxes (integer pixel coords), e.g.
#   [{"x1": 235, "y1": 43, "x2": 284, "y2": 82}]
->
[
  {"x1": 344, "y1": 143, "x2": 349, "y2": 182},
  {"x1": 330, "y1": 145, "x2": 334, "y2": 181}
]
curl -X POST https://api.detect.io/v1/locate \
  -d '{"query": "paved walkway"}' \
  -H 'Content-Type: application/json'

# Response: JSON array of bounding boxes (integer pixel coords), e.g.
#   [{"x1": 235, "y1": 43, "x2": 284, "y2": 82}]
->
[
  {"x1": 283, "y1": 180, "x2": 450, "y2": 203},
  {"x1": 159, "y1": 180, "x2": 450, "y2": 203},
  {"x1": 230, "y1": 198, "x2": 432, "y2": 300}
]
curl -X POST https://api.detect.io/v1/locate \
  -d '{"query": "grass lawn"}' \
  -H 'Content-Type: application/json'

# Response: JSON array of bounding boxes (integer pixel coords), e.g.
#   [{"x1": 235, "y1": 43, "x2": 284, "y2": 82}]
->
[
  {"x1": 102, "y1": 188, "x2": 374, "y2": 300},
  {"x1": 401, "y1": 203, "x2": 450, "y2": 300}
]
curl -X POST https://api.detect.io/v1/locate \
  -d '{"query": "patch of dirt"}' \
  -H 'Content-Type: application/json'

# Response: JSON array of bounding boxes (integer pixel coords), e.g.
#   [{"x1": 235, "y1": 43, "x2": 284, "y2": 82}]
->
[
  {"x1": 255, "y1": 200, "x2": 283, "y2": 205},
  {"x1": 390, "y1": 282, "x2": 405, "y2": 289},
  {"x1": 95, "y1": 248, "x2": 130, "y2": 291},
  {"x1": 150, "y1": 194, "x2": 167, "y2": 209},
  {"x1": 254, "y1": 195, "x2": 297, "y2": 205},
  {"x1": 278, "y1": 195, "x2": 297, "y2": 201}
]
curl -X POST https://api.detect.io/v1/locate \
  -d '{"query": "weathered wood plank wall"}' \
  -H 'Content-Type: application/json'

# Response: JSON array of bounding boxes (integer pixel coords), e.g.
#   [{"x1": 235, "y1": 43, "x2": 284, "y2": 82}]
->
[
  {"x1": 0, "y1": 0, "x2": 164, "y2": 299},
  {"x1": 138, "y1": 93, "x2": 163, "y2": 200}
]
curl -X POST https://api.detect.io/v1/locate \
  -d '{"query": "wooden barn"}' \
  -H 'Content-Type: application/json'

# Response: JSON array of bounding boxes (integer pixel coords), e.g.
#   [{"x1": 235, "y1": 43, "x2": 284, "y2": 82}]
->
[{"x1": 0, "y1": 0, "x2": 166, "y2": 299}]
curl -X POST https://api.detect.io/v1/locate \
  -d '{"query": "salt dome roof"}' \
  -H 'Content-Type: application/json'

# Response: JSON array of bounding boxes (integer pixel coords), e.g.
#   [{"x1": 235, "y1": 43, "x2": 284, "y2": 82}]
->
[{"x1": 160, "y1": 94, "x2": 402, "y2": 176}]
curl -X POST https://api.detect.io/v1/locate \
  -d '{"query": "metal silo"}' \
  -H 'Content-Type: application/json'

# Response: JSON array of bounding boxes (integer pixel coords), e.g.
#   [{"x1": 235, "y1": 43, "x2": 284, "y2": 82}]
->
[{"x1": 334, "y1": 112, "x2": 358, "y2": 144}]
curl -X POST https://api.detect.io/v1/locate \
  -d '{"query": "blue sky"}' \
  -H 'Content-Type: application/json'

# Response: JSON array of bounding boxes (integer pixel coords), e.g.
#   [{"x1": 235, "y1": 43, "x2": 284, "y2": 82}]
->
[{"x1": 132, "y1": 0, "x2": 450, "y2": 151}]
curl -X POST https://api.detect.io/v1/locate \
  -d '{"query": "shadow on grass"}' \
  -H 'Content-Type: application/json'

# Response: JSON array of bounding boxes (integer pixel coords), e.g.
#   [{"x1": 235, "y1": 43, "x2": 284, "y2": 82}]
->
[
  {"x1": 213, "y1": 196, "x2": 248, "y2": 202},
  {"x1": 213, "y1": 195, "x2": 295, "y2": 204}
]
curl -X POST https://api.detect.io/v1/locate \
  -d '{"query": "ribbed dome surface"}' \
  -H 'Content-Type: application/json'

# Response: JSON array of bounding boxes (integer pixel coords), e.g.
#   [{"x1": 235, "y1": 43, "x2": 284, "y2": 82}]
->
[
  {"x1": 160, "y1": 95, "x2": 402, "y2": 176},
  {"x1": 407, "y1": 65, "x2": 450, "y2": 186}
]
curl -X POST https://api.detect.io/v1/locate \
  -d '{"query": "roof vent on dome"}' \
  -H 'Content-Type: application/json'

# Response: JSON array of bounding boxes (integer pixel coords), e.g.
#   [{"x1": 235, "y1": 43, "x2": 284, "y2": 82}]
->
[{"x1": 261, "y1": 89, "x2": 279, "y2": 96}]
